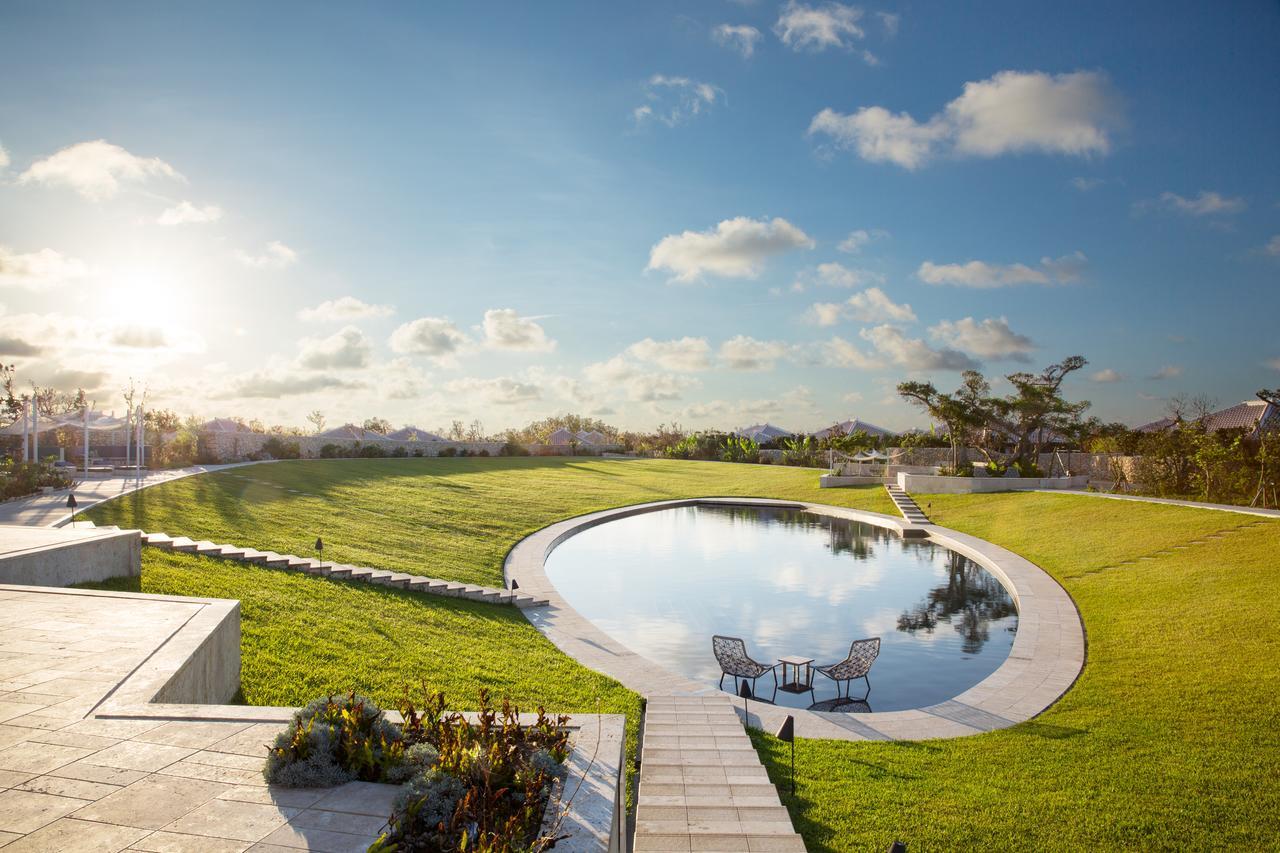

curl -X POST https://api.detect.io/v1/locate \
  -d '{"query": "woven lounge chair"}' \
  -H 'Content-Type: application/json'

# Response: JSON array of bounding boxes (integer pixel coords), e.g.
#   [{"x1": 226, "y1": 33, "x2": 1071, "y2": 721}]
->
[
  {"x1": 816, "y1": 637, "x2": 880, "y2": 699},
  {"x1": 712, "y1": 635, "x2": 777, "y2": 697}
]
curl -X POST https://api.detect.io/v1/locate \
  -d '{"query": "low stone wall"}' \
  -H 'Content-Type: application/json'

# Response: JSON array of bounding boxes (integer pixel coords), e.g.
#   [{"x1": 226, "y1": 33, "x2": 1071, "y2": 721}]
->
[
  {"x1": 0, "y1": 526, "x2": 140, "y2": 586},
  {"x1": 195, "y1": 432, "x2": 624, "y2": 462},
  {"x1": 897, "y1": 472, "x2": 1091, "y2": 493},
  {"x1": 819, "y1": 474, "x2": 883, "y2": 488}
]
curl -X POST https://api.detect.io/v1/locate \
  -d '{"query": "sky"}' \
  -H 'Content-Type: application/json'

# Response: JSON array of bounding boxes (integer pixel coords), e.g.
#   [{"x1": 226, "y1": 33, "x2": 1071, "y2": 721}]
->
[{"x1": 1, "y1": 1, "x2": 1278, "y2": 434}]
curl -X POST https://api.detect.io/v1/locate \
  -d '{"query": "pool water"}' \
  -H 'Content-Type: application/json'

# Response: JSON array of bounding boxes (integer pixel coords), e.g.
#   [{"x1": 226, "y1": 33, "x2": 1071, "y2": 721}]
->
[{"x1": 544, "y1": 504, "x2": 1018, "y2": 711}]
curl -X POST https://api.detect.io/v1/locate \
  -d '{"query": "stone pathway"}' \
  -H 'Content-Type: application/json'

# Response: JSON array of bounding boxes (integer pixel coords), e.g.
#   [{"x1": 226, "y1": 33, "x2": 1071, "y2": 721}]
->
[
  {"x1": 138, "y1": 530, "x2": 548, "y2": 609},
  {"x1": 636, "y1": 695, "x2": 804, "y2": 852},
  {"x1": 0, "y1": 585, "x2": 397, "y2": 851},
  {"x1": 884, "y1": 484, "x2": 931, "y2": 524}
]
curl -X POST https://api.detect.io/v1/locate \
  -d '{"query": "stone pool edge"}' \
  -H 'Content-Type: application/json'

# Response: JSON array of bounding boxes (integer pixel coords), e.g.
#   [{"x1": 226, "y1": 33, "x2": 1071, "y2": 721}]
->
[{"x1": 503, "y1": 496, "x2": 1086, "y2": 742}]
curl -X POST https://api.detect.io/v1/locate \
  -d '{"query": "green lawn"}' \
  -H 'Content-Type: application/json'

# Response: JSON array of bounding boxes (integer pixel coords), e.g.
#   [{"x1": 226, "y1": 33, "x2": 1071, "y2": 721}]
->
[
  {"x1": 751, "y1": 492, "x2": 1280, "y2": 851},
  {"x1": 83, "y1": 462, "x2": 1280, "y2": 848},
  {"x1": 85, "y1": 457, "x2": 895, "y2": 586}
]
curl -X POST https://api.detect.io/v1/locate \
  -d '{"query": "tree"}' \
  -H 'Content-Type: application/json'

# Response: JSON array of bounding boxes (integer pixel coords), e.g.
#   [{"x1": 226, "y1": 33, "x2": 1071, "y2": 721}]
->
[
  {"x1": 447, "y1": 420, "x2": 466, "y2": 441},
  {"x1": 897, "y1": 374, "x2": 988, "y2": 470},
  {"x1": 465, "y1": 419, "x2": 485, "y2": 441},
  {"x1": 989, "y1": 356, "x2": 1090, "y2": 469},
  {"x1": 363, "y1": 417, "x2": 392, "y2": 435},
  {"x1": 306, "y1": 410, "x2": 326, "y2": 434}
]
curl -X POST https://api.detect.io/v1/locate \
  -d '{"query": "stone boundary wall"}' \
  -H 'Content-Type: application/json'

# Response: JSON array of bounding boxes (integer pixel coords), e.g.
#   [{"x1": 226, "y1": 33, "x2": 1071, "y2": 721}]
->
[
  {"x1": 197, "y1": 432, "x2": 626, "y2": 462},
  {"x1": 898, "y1": 472, "x2": 1091, "y2": 493},
  {"x1": 0, "y1": 528, "x2": 140, "y2": 586}
]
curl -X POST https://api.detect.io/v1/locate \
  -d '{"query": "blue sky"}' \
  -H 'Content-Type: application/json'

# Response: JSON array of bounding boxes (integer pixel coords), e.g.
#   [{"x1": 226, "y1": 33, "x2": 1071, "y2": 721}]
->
[{"x1": 1, "y1": 1, "x2": 1278, "y2": 432}]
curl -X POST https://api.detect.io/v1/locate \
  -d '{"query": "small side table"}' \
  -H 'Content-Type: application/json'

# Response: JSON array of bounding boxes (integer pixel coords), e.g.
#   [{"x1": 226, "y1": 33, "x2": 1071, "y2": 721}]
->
[{"x1": 778, "y1": 655, "x2": 815, "y2": 694}]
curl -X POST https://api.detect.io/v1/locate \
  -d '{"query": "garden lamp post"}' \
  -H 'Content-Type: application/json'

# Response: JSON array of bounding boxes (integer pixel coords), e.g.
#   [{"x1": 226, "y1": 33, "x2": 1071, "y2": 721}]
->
[
  {"x1": 66, "y1": 493, "x2": 77, "y2": 528},
  {"x1": 776, "y1": 714, "x2": 795, "y2": 795},
  {"x1": 315, "y1": 537, "x2": 324, "y2": 571}
]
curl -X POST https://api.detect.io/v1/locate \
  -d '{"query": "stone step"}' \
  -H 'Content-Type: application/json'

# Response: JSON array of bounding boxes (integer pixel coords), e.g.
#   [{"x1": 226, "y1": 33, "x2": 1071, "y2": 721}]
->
[
  {"x1": 634, "y1": 833, "x2": 805, "y2": 851},
  {"x1": 513, "y1": 594, "x2": 549, "y2": 608},
  {"x1": 142, "y1": 532, "x2": 173, "y2": 547},
  {"x1": 170, "y1": 537, "x2": 198, "y2": 553},
  {"x1": 239, "y1": 549, "x2": 271, "y2": 564},
  {"x1": 373, "y1": 572, "x2": 414, "y2": 588},
  {"x1": 263, "y1": 553, "x2": 292, "y2": 568},
  {"x1": 194, "y1": 541, "x2": 223, "y2": 555},
  {"x1": 215, "y1": 545, "x2": 248, "y2": 559},
  {"x1": 638, "y1": 805, "x2": 793, "y2": 825}
]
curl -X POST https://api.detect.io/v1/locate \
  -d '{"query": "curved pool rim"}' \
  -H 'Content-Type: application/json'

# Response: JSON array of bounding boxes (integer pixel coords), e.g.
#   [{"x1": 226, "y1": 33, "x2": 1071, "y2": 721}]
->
[{"x1": 504, "y1": 496, "x2": 1086, "y2": 741}]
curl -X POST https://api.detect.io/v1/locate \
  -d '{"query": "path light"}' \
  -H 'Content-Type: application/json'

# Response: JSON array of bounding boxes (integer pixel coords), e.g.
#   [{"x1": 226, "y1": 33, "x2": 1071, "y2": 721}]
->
[
  {"x1": 776, "y1": 714, "x2": 795, "y2": 795},
  {"x1": 315, "y1": 537, "x2": 324, "y2": 571},
  {"x1": 738, "y1": 677, "x2": 752, "y2": 721},
  {"x1": 510, "y1": 578, "x2": 519, "y2": 591},
  {"x1": 887, "y1": 842, "x2": 907, "y2": 852},
  {"x1": 66, "y1": 493, "x2": 77, "y2": 528}
]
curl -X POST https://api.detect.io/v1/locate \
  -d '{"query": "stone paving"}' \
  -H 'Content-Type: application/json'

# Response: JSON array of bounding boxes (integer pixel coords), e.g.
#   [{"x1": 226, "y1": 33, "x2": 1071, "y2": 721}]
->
[
  {"x1": 0, "y1": 585, "x2": 397, "y2": 851},
  {"x1": 883, "y1": 484, "x2": 930, "y2": 523}
]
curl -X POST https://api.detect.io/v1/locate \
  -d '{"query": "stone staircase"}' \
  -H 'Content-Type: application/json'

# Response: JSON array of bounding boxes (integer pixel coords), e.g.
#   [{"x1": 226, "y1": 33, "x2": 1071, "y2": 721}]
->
[
  {"x1": 135, "y1": 530, "x2": 547, "y2": 608},
  {"x1": 636, "y1": 695, "x2": 806, "y2": 852},
  {"x1": 885, "y1": 484, "x2": 931, "y2": 524}
]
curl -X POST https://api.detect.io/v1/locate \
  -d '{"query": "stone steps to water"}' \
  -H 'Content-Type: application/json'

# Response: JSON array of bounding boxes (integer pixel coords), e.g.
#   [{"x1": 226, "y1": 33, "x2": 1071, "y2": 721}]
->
[
  {"x1": 636, "y1": 694, "x2": 807, "y2": 851},
  {"x1": 139, "y1": 532, "x2": 545, "y2": 608},
  {"x1": 885, "y1": 484, "x2": 931, "y2": 524}
]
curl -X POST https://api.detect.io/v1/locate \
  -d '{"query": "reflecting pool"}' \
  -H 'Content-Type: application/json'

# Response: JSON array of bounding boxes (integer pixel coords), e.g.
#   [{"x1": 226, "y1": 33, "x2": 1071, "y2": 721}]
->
[{"x1": 544, "y1": 504, "x2": 1018, "y2": 711}]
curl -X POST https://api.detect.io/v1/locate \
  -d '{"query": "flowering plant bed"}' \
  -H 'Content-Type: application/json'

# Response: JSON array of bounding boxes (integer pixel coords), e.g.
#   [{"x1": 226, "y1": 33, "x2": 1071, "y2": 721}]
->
[{"x1": 265, "y1": 689, "x2": 570, "y2": 852}]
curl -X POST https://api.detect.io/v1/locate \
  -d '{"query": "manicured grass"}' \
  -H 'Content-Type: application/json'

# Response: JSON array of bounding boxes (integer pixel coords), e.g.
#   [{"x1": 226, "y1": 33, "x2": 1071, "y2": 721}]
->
[
  {"x1": 85, "y1": 457, "x2": 896, "y2": 586},
  {"x1": 750, "y1": 492, "x2": 1280, "y2": 851},
  {"x1": 83, "y1": 549, "x2": 646, "y2": 805}
]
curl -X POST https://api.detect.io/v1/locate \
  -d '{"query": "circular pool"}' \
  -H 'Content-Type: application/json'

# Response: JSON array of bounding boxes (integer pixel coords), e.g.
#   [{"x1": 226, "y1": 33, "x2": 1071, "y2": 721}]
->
[{"x1": 544, "y1": 503, "x2": 1018, "y2": 712}]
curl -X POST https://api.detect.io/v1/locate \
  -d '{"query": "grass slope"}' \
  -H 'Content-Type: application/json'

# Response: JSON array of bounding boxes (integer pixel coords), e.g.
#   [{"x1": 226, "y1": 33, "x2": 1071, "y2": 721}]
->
[
  {"x1": 85, "y1": 458, "x2": 896, "y2": 586},
  {"x1": 750, "y1": 492, "x2": 1280, "y2": 851},
  {"x1": 84, "y1": 550, "x2": 646, "y2": 803}
]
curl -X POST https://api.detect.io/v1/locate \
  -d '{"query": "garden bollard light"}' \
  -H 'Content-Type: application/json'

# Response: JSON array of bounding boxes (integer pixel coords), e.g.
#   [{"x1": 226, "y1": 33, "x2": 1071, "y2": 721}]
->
[
  {"x1": 315, "y1": 537, "x2": 324, "y2": 570},
  {"x1": 66, "y1": 493, "x2": 77, "y2": 528},
  {"x1": 776, "y1": 714, "x2": 795, "y2": 795}
]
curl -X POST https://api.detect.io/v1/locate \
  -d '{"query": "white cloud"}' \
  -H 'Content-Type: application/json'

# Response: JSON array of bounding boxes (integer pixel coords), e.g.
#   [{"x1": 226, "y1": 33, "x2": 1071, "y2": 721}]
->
[
  {"x1": 821, "y1": 336, "x2": 882, "y2": 370},
  {"x1": 1140, "y1": 190, "x2": 1246, "y2": 217},
  {"x1": 816, "y1": 261, "x2": 884, "y2": 287},
  {"x1": 918, "y1": 251, "x2": 1086, "y2": 288},
  {"x1": 19, "y1": 139, "x2": 182, "y2": 200},
  {"x1": 1071, "y1": 176, "x2": 1105, "y2": 191},
  {"x1": 481, "y1": 309, "x2": 556, "y2": 352},
  {"x1": 1265, "y1": 357, "x2": 1280, "y2": 371},
  {"x1": 860, "y1": 324, "x2": 979, "y2": 371},
  {"x1": 235, "y1": 241, "x2": 297, "y2": 269},
  {"x1": 712, "y1": 24, "x2": 762, "y2": 58},
  {"x1": 809, "y1": 286, "x2": 916, "y2": 326},
  {"x1": 1148, "y1": 365, "x2": 1183, "y2": 380},
  {"x1": 297, "y1": 325, "x2": 372, "y2": 370},
  {"x1": 0, "y1": 143, "x2": 9, "y2": 170},
  {"x1": 1091, "y1": 368, "x2": 1125, "y2": 383},
  {"x1": 107, "y1": 326, "x2": 172, "y2": 349},
  {"x1": 774, "y1": 1, "x2": 864, "y2": 52},
  {"x1": 297, "y1": 296, "x2": 395, "y2": 323},
  {"x1": 1264, "y1": 235, "x2": 1280, "y2": 257},
  {"x1": 809, "y1": 106, "x2": 946, "y2": 170},
  {"x1": 443, "y1": 376, "x2": 542, "y2": 406},
  {"x1": 626, "y1": 337, "x2": 712, "y2": 372},
  {"x1": 625, "y1": 373, "x2": 698, "y2": 402},
  {"x1": 837, "y1": 228, "x2": 889, "y2": 253},
  {"x1": 875, "y1": 11, "x2": 899, "y2": 36},
  {"x1": 0, "y1": 246, "x2": 90, "y2": 290},
  {"x1": 583, "y1": 355, "x2": 637, "y2": 385},
  {"x1": 156, "y1": 200, "x2": 223, "y2": 226},
  {"x1": 389, "y1": 317, "x2": 470, "y2": 363},
  {"x1": 217, "y1": 369, "x2": 363, "y2": 399},
  {"x1": 928, "y1": 316, "x2": 1035, "y2": 361},
  {"x1": 634, "y1": 75, "x2": 723, "y2": 127},
  {"x1": 810, "y1": 70, "x2": 1122, "y2": 169},
  {"x1": 718, "y1": 335, "x2": 791, "y2": 370},
  {"x1": 647, "y1": 216, "x2": 814, "y2": 282}
]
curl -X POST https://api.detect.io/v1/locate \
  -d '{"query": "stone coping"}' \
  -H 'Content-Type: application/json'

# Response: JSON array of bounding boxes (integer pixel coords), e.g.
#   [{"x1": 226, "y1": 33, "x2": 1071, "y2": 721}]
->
[
  {"x1": 1037, "y1": 489, "x2": 1280, "y2": 519},
  {"x1": 505, "y1": 497, "x2": 1086, "y2": 741}
]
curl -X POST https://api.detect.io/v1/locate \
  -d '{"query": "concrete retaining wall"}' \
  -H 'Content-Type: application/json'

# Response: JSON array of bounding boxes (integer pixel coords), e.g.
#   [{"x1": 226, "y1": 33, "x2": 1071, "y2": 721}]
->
[
  {"x1": 0, "y1": 526, "x2": 140, "y2": 587},
  {"x1": 897, "y1": 472, "x2": 1091, "y2": 493}
]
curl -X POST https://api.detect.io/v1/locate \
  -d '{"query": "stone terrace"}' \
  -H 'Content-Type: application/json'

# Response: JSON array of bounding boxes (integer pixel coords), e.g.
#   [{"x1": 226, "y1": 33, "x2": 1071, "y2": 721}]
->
[{"x1": 0, "y1": 585, "x2": 398, "y2": 851}]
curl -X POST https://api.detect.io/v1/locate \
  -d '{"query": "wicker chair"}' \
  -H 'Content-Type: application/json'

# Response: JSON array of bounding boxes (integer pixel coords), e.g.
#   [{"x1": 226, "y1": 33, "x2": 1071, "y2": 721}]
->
[
  {"x1": 711, "y1": 635, "x2": 777, "y2": 696},
  {"x1": 816, "y1": 637, "x2": 881, "y2": 699}
]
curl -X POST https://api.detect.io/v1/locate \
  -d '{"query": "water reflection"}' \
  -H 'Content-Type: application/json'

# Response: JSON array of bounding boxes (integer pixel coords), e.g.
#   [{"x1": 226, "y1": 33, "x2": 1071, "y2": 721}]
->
[
  {"x1": 544, "y1": 504, "x2": 1018, "y2": 712},
  {"x1": 897, "y1": 550, "x2": 1018, "y2": 654}
]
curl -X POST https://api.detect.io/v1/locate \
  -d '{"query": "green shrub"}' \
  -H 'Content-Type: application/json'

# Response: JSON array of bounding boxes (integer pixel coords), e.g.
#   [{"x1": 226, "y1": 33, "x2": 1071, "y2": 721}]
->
[
  {"x1": 499, "y1": 441, "x2": 530, "y2": 457},
  {"x1": 939, "y1": 463, "x2": 973, "y2": 477},
  {"x1": 720, "y1": 435, "x2": 760, "y2": 464},
  {"x1": 358, "y1": 444, "x2": 388, "y2": 458},
  {"x1": 265, "y1": 694, "x2": 407, "y2": 787},
  {"x1": 261, "y1": 437, "x2": 302, "y2": 460},
  {"x1": 391, "y1": 446, "x2": 408, "y2": 458},
  {"x1": 1014, "y1": 460, "x2": 1045, "y2": 477},
  {"x1": 319, "y1": 443, "x2": 343, "y2": 459},
  {"x1": 438, "y1": 447, "x2": 457, "y2": 458}
]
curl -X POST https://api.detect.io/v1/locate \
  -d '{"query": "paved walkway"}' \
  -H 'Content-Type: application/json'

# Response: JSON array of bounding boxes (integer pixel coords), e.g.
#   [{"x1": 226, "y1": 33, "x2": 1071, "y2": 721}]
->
[
  {"x1": 636, "y1": 695, "x2": 803, "y2": 852},
  {"x1": 0, "y1": 463, "x2": 262, "y2": 528},
  {"x1": 1036, "y1": 489, "x2": 1280, "y2": 518},
  {"x1": 0, "y1": 585, "x2": 396, "y2": 851}
]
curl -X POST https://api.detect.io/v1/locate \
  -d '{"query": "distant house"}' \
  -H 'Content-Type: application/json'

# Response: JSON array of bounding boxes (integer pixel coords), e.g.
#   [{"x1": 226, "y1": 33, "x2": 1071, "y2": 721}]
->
[
  {"x1": 386, "y1": 426, "x2": 444, "y2": 442},
  {"x1": 316, "y1": 424, "x2": 387, "y2": 442},
  {"x1": 811, "y1": 418, "x2": 893, "y2": 440},
  {"x1": 546, "y1": 428, "x2": 578, "y2": 445},
  {"x1": 1137, "y1": 399, "x2": 1280, "y2": 439},
  {"x1": 734, "y1": 423, "x2": 795, "y2": 443},
  {"x1": 200, "y1": 417, "x2": 257, "y2": 434}
]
